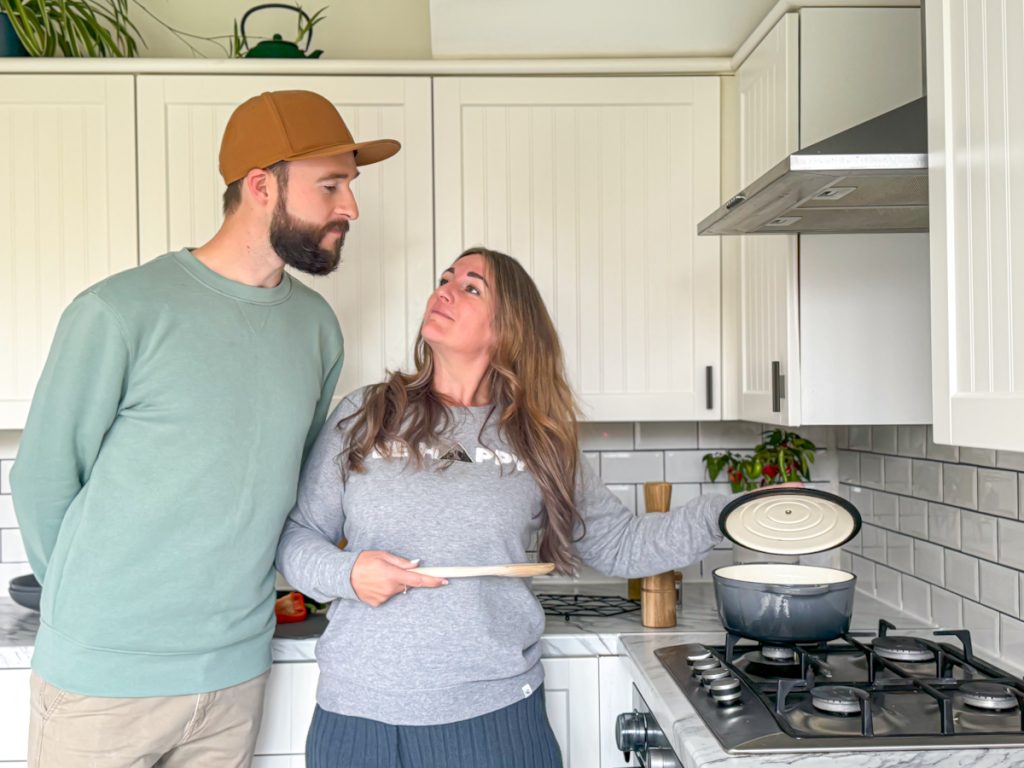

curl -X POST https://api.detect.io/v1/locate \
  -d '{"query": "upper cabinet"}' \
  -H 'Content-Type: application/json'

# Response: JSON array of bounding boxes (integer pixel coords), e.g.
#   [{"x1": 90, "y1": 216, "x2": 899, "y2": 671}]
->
[
  {"x1": 434, "y1": 77, "x2": 721, "y2": 421},
  {"x1": 0, "y1": 75, "x2": 138, "y2": 428},
  {"x1": 136, "y1": 76, "x2": 434, "y2": 404},
  {"x1": 727, "y1": 8, "x2": 930, "y2": 426},
  {"x1": 926, "y1": 0, "x2": 1024, "y2": 451}
]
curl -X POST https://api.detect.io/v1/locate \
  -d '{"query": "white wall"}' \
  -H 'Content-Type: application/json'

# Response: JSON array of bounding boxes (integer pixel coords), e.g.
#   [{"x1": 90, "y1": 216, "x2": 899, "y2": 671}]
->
[{"x1": 130, "y1": 0, "x2": 432, "y2": 59}]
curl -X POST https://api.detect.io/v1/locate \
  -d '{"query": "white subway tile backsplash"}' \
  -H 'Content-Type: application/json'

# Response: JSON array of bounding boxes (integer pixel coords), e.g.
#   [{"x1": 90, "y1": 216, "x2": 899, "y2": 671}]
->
[
  {"x1": 872, "y1": 426, "x2": 898, "y2": 455},
  {"x1": 699, "y1": 483, "x2": 730, "y2": 497},
  {"x1": 848, "y1": 486, "x2": 873, "y2": 522},
  {"x1": 600, "y1": 452, "x2": 663, "y2": 483},
  {"x1": 930, "y1": 587, "x2": 964, "y2": 627},
  {"x1": 963, "y1": 601, "x2": 1000, "y2": 656},
  {"x1": 898, "y1": 497, "x2": 928, "y2": 538},
  {"x1": 887, "y1": 532, "x2": 914, "y2": 572},
  {"x1": 634, "y1": 422, "x2": 697, "y2": 450},
  {"x1": 580, "y1": 422, "x2": 635, "y2": 451},
  {"x1": 0, "y1": 528, "x2": 26, "y2": 563},
  {"x1": 873, "y1": 491, "x2": 899, "y2": 530},
  {"x1": 835, "y1": 427, "x2": 849, "y2": 450},
  {"x1": 996, "y1": 451, "x2": 1024, "y2": 472},
  {"x1": 583, "y1": 452, "x2": 600, "y2": 474},
  {"x1": 0, "y1": 460, "x2": 11, "y2": 495},
  {"x1": 913, "y1": 540, "x2": 944, "y2": 585},
  {"x1": 607, "y1": 485, "x2": 637, "y2": 515},
  {"x1": 977, "y1": 468, "x2": 1019, "y2": 519},
  {"x1": 874, "y1": 564, "x2": 902, "y2": 608},
  {"x1": 927, "y1": 503, "x2": 960, "y2": 548},
  {"x1": 861, "y1": 525, "x2": 886, "y2": 562},
  {"x1": 961, "y1": 511, "x2": 999, "y2": 561},
  {"x1": 700, "y1": 547, "x2": 734, "y2": 577},
  {"x1": 664, "y1": 451, "x2": 709, "y2": 483},
  {"x1": 1000, "y1": 614, "x2": 1024, "y2": 670},
  {"x1": 996, "y1": 519, "x2": 1024, "y2": 571},
  {"x1": 926, "y1": 426, "x2": 959, "y2": 462},
  {"x1": 697, "y1": 422, "x2": 763, "y2": 449},
  {"x1": 0, "y1": 562, "x2": 31, "y2": 589},
  {"x1": 838, "y1": 451, "x2": 860, "y2": 484},
  {"x1": 943, "y1": 464, "x2": 978, "y2": 510},
  {"x1": 883, "y1": 456, "x2": 912, "y2": 495},
  {"x1": 0, "y1": 495, "x2": 16, "y2": 529},
  {"x1": 850, "y1": 554, "x2": 876, "y2": 594},
  {"x1": 911, "y1": 460, "x2": 944, "y2": 502},
  {"x1": 901, "y1": 574, "x2": 932, "y2": 621},
  {"x1": 944, "y1": 550, "x2": 980, "y2": 600},
  {"x1": 848, "y1": 426, "x2": 872, "y2": 451},
  {"x1": 0, "y1": 432, "x2": 20, "y2": 459},
  {"x1": 667, "y1": 484, "x2": 702, "y2": 507},
  {"x1": 860, "y1": 454, "x2": 885, "y2": 490},
  {"x1": 897, "y1": 425, "x2": 927, "y2": 458},
  {"x1": 960, "y1": 447, "x2": 998, "y2": 467},
  {"x1": 979, "y1": 560, "x2": 1020, "y2": 615},
  {"x1": 840, "y1": 550, "x2": 853, "y2": 570}
]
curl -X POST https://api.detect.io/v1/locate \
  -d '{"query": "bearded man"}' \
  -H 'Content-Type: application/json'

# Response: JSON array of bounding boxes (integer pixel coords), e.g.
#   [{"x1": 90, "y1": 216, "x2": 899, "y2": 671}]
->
[{"x1": 10, "y1": 90, "x2": 400, "y2": 768}]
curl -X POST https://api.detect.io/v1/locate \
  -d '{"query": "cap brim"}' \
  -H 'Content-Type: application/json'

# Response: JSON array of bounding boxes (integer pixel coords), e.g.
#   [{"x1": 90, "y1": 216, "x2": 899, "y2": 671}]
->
[{"x1": 287, "y1": 138, "x2": 401, "y2": 167}]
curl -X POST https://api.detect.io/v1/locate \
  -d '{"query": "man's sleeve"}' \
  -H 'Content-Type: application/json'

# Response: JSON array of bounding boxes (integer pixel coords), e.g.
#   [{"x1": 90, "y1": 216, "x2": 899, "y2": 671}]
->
[{"x1": 10, "y1": 291, "x2": 130, "y2": 583}]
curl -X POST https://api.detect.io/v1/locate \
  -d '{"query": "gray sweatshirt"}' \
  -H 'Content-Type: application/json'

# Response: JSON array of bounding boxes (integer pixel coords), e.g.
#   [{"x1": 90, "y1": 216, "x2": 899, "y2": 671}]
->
[{"x1": 275, "y1": 389, "x2": 728, "y2": 725}]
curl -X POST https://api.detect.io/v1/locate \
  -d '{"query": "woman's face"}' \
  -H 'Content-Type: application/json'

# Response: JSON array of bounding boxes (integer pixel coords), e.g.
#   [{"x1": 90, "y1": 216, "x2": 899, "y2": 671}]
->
[{"x1": 421, "y1": 252, "x2": 497, "y2": 359}]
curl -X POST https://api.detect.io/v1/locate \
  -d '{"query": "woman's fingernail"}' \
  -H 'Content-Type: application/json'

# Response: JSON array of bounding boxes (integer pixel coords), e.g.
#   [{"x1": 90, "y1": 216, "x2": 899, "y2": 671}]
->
[
  {"x1": 410, "y1": 558, "x2": 421, "y2": 566},
  {"x1": 442, "y1": 580, "x2": 449, "y2": 586}
]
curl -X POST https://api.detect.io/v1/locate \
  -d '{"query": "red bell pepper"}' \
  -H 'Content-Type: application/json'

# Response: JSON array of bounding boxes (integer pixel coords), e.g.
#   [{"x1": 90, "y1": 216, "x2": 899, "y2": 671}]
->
[{"x1": 275, "y1": 591, "x2": 308, "y2": 624}]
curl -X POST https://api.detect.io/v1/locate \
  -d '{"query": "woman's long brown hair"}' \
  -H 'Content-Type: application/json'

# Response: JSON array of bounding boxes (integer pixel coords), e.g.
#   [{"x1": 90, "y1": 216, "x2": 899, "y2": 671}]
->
[{"x1": 338, "y1": 247, "x2": 584, "y2": 573}]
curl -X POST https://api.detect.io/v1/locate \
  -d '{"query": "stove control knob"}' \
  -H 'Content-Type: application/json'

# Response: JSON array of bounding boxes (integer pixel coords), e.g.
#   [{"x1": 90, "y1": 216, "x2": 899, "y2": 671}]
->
[
  {"x1": 646, "y1": 747, "x2": 682, "y2": 768},
  {"x1": 615, "y1": 710, "x2": 648, "y2": 759}
]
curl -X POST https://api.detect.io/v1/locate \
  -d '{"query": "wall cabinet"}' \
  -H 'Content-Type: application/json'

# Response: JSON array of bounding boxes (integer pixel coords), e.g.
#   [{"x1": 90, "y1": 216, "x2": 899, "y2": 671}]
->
[
  {"x1": 0, "y1": 75, "x2": 138, "y2": 429},
  {"x1": 136, "y1": 76, "x2": 435, "y2": 408},
  {"x1": 435, "y1": 76, "x2": 722, "y2": 421},
  {"x1": 728, "y1": 8, "x2": 930, "y2": 426},
  {"x1": 926, "y1": 0, "x2": 1024, "y2": 451}
]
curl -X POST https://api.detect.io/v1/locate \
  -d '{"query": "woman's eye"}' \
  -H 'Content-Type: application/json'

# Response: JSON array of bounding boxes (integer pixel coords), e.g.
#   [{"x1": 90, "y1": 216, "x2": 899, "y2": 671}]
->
[
  {"x1": 465, "y1": 284, "x2": 480, "y2": 295},
  {"x1": 438, "y1": 278, "x2": 449, "y2": 287}
]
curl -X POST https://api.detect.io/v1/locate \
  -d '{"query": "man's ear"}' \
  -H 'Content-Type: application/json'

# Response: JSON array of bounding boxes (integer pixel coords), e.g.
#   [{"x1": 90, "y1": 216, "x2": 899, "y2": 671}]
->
[{"x1": 243, "y1": 168, "x2": 272, "y2": 208}]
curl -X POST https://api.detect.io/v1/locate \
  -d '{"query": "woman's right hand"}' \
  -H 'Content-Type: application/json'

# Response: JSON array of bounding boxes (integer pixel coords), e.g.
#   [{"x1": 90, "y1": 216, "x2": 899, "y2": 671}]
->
[{"x1": 350, "y1": 551, "x2": 448, "y2": 607}]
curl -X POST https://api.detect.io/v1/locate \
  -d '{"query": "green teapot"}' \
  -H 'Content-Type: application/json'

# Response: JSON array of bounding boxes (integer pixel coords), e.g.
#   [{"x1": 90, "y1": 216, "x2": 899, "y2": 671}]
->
[{"x1": 240, "y1": 3, "x2": 323, "y2": 59}]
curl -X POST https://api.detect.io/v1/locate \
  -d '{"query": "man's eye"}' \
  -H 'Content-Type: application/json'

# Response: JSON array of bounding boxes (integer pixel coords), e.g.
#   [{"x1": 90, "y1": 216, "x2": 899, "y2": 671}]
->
[{"x1": 323, "y1": 185, "x2": 337, "y2": 193}]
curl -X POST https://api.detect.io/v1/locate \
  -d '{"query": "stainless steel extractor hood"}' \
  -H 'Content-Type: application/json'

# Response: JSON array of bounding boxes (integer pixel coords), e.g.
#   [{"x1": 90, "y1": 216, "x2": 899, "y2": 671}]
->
[{"x1": 698, "y1": 97, "x2": 927, "y2": 236}]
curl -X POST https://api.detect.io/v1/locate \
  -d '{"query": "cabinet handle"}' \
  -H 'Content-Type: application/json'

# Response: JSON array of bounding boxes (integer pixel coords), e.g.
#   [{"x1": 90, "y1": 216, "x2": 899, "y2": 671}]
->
[
  {"x1": 706, "y1": 366, "x2": 713, "y2": 410},
  {"x1": 725, "y1": 193, "x2": 747, "y2": 210},
  {"x1": 771, "y1": 361, "x2": 782, "y2": 413}
]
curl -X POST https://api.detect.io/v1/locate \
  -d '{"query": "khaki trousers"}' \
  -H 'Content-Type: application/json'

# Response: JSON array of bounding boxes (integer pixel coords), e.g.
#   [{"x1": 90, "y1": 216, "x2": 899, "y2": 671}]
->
[{"x1": 28, "y1": 670, "x2": 271, "y2": 768}]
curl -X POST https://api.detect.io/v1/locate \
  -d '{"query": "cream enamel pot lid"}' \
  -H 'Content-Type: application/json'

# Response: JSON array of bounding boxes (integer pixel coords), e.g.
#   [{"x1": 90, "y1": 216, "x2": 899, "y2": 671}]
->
[
  {"x1": 718, "y1": 487, "x2": 862, "y2": 556},
  {"x1": 714, "y1": 563, "x2": 855, "y2": 585}
]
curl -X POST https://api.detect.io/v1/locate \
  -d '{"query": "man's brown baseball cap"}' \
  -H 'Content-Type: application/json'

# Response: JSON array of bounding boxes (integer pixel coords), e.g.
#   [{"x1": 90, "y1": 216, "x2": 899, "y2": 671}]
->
[{"x1": 219, "y1": 90, "x2": 401, "y2": 184}]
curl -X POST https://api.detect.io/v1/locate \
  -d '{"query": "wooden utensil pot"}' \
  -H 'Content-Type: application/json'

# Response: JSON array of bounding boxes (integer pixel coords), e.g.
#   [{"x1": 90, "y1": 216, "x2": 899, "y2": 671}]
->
[{"x1": 641, "y1": 481, "x2": 677, "y2": 628}]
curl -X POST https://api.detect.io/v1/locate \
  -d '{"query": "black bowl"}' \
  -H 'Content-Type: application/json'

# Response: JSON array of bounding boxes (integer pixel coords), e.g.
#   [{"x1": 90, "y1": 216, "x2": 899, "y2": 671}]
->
[{"x1": 9, "y1": 573, "x2": 41, "y2": 612}]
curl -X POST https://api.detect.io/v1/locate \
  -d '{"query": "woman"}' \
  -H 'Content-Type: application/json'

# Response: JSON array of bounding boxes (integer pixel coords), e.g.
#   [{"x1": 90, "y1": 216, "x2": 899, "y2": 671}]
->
[{"x1": 277, "y1": 247, "x2": 736, "y2": 767}]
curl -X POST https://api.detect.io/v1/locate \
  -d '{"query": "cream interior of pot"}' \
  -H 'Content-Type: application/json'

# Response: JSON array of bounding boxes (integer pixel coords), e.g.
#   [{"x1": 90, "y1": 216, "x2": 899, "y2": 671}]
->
[{"x1": 715, "y1": 563, "x2": 855, "y2": 585}]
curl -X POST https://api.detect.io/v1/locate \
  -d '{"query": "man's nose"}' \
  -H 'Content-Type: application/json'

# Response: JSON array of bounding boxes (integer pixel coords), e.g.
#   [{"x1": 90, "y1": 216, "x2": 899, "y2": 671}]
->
[{"x1": 336, "y1": 186, "x2": 359, "y2": 221}]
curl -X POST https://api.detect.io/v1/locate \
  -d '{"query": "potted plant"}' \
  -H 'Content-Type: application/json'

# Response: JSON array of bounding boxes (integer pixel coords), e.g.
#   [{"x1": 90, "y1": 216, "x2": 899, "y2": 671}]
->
[
  {"x1": 0, "y1": 0, "x2": 141, "y2": 57},
  {"x1": 702, "y1": 429, "x2": 817, "y2": 492}
]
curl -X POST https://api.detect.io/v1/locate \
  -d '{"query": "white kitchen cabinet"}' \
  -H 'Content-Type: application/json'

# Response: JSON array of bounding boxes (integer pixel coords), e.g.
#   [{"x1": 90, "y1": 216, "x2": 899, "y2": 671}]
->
[
  {"x1": 254, "y1": 661, "x2": 319, "y2": 758},
  {"x1": 727, "y1": 9, "x2": 928, "y2": 425},
  {"x1": 597, "y1": 655, "x2": 634, "y2": 768},
  {"x1": 927, "y1": 0, "x2": 1024, "y2": 451},
  {"x1": 542, "y1": 656, "x2": 601, "y2": 768},
  {"x1": 135, "y1": 76, "x2": 434, "y2": 404},
  {"x1": 0, "y1": 668, "x2": 29, "y2": 762},
  {"x1": 0, "y1": 75, "x2": 138, "y2": 429},
  {"x1": 434, "y1": 76, "x2": 722, "y2": 422}
]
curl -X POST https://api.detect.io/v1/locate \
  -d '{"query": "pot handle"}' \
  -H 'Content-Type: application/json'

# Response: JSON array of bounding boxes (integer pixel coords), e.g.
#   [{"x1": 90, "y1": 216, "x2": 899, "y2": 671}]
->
[{"x1": 766, "y1": 584, "x2": 831, "y2": 596}]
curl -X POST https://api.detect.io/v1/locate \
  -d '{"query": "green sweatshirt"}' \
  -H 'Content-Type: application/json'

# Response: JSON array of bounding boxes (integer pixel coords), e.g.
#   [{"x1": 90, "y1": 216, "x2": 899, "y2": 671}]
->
[{"x1": 10, "y1": 249, "x2": 343, "y2": 697}]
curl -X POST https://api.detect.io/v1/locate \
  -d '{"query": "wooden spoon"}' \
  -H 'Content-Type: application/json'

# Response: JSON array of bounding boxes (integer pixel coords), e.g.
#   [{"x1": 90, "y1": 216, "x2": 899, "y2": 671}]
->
[{"x1": 409, "y1": 563, "x2": 555, "y2": 578}]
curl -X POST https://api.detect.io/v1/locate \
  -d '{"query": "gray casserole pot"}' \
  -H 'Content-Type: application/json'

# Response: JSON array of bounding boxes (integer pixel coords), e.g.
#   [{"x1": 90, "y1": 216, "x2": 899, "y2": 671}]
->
[
  {"x1": 713, "y1": 487, "x2": 862, "y2": 644},
  {"x1": 713, "y1": 563, "x2": 856, "y2": 644}
]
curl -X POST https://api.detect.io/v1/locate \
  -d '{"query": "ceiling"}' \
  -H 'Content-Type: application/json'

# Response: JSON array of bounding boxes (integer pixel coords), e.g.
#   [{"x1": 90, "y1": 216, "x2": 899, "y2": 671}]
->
[{"x1": 430, "y1": 0, "x2": 779, "y2": 59}]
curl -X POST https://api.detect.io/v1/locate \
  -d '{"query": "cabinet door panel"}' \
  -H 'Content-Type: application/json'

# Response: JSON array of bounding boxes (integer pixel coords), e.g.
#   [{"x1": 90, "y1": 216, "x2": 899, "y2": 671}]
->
[
  {"x1": 0, "y1": 668, "x2": 30, "y2": 761},
  {"x1": 928, "y1": 0, "x2": 1024, "y2": 450},
  {"x1": 0, "y1": 76, "x2": 137, "y2": 427},
  {"x1": 435, "y1": 77, "x2": 721, "y2": 421},
  {"x1": 542, "y1": 657, "x2": 600, "y2": 768},
  {"x1": 136, "y1": 76, "x2": 433, "y2": 403}
]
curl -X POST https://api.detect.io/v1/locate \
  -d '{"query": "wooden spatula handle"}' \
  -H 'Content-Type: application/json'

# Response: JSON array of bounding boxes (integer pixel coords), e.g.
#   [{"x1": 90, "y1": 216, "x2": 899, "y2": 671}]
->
[{"x1": 641, "y1": 481, "x2": 677, "y2": 628}]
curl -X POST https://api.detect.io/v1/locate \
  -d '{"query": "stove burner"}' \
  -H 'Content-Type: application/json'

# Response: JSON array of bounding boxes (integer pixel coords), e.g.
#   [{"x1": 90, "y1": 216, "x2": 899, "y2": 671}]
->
[
  {"x1": 810, "y1": 686, "x2": 866, "y2": 716},
  {"x1": 762, "y1": 646, "x2": 795, "y2": 662},
  {"x1": 740, "y1": 649, "x2": 803, "y2": 679},
  {"x1": 872, "y1": 635, "x2": 934, "y2": 663},
  {"x1": 959, "y1": 682, "x2": 1019, "y2": 711}
]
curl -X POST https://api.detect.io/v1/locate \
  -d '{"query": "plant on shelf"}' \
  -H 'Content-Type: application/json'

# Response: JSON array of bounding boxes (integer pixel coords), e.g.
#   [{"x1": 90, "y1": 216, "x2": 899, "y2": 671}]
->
[
  {"x1": 702, "y1": 429, "x2": 817, "y2": 492},
  {"x1": 0, "y1": 0, "x2": 142, "y2": 57}
]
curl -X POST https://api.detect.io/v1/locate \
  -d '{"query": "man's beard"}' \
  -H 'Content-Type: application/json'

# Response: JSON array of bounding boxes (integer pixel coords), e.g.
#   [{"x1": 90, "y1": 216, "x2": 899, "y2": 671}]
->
[{"x1": 269, "y1": 195, "x2": 348, "y2": 276}]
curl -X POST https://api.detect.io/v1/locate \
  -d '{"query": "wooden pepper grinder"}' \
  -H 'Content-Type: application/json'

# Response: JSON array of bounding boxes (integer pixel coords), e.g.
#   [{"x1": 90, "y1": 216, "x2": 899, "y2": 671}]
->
[{"x1": 641, "y1": 481, "x2": 677, "y2": 628}]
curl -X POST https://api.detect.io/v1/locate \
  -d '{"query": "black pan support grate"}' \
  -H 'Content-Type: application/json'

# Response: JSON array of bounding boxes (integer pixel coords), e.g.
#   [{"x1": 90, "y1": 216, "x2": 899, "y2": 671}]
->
[{"x1": 536, "y1": 593, "x2": 640, "y2": 621}]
